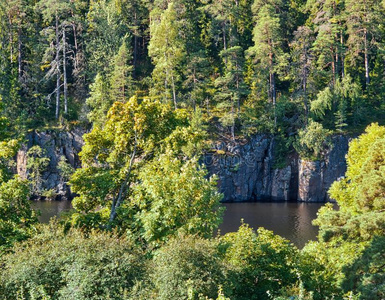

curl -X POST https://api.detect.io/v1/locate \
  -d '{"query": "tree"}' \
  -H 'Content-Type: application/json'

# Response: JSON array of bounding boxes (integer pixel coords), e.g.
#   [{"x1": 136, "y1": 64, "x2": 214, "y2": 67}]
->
[
  {"x1": 151, "y1": 235, "x2": 226, "y2": 300},
  {"x1": 0, "y1": 225, "x2": 146, "y2": 299},
  {"x1": 310, "y1": 74, "x2": 363, "y2": 130},
  {"x1": 131, "y1": 152, "x2": 224, "y2": 244},
  {"x1": 294, "y1": 119, "x2": 331, "y2": 160},
  {"x1": 37, "y1": 0, "x2": 72, "y2": 119},
  {"x1": 215, "y1": 46, "x2": 247, "y2": 139},
  {"x1": 290, "y1": 26, "x2": 315, "y2": 122},
  {"x1": 70, "y1": 96, "x2": 186, "y2": 225},
  {"x1": 148, "y1": 2, "x2": 186, "y2": 108},
  {"x1": 328, "y1": 123, "x2": 385, "y2": 213},
  {"x1": 86, "y1": 73, "x2": 112, "y2": 128},
  {"x1": 247, "y1": 0, "x2": 288, "y2": 126},
  {"x1": 110, "y1": 40, "x2": 134, "y2": 103},
  {"x1": 0, "y1": 177, "x2": 37, "y2": 252},
  {"x1": 300, "y1": 124, "x2": 385, "y2": 298},
  {"x1": 26, "y1": 145, "x2": 50, "y2": 196},
  {"x1": 307, "y1": 0, "x2": 344, "y2": 87},
  {"x1": 345, "y1": 0, "x2": 382, "y2": 88},
  {"x1": 342, "y1": 235, "x2": 385, "y2": 299},
  {"x1": 0, "y1": 106, "x2": 38, "y2": 251},
  {"x1": 220, "y1": 223, "x2": 298, "y2": 300}
]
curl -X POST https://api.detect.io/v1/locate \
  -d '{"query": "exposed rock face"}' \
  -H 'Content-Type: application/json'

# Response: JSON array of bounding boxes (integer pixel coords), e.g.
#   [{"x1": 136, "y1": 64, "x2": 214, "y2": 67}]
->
[
  {"x1": 204, "y1": 135, "x2": 350, "y2": 202},
  {"x1": 204, "y1": 135, "x2": 272, "y2": 202},
  {"x1": 16, "y1": 128, "x2": 86, "y2": 199},
  {"x1": 297, "y1": 135, "x2": 349, "y2": 202},
  {"x1": 16, "y1": 129, "x2": 349, "y2": 202}
]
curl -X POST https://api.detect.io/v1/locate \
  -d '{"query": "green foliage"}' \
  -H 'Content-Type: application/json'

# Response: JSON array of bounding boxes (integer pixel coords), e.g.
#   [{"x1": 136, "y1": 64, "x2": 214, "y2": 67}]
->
[
  {"x1": 220, "y1": 224, "x2": 298, "y2": 300},
  {"x1": 0, "y1": 224, "x2": 146, "y2": 299},
  {"x1": 0, "y1": 177, "x2": 37, "y2": 252},
  {"x1": 110, "y1": 40, "x2": 135, "y2": 103},
  {"x1": 57, "y1": 155, "x2": 74, "y2": 183},
  {"x1": 0, "y1": 139, "x2": 19, "y2": 183},
  {"x1": 329, "y1": 123, "x2": 385, "y2": 212},
  {"x1": 311, "y1": 76, "x2": 363, "y2": 130},
  {"x1": 86, "y1": 73, "x2": 112, "y2": 128},
  {"x1": 131, "y1": 153, "x2": 224, "y2": 245},
  {"x1": 148, "y1": 2, "x2": 186, "y2": 107},
  {"x1": 26, "y1": 145, "x2": 50, "y2": 195},
  {"x1": 70, "y1": 96, "x2": 186, "y2": 222},
  {"x1": 294, "y1": 120, "x2": 331, "y2": 160},
  {"x1": 151, "y1": 235, "x2": 226, "y2": 300},
  {"x1": 306, "y1": 123, "x2": 385, "y2": 298},
  {"x1": 342, "y1": 235, "x2": 385, "y2": 299}
]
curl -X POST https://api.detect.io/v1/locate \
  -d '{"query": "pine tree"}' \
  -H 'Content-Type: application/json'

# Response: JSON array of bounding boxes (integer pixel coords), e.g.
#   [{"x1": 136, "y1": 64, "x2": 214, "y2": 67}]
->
[
  {"x1": 148, "y1": 2, "x2": 185, "y2": 109},
  {"x1": 110, "y1": 40, "x2": 134, "y2": 103},
  {"x1": 86, "y1": 73, "x2": 112, "y2": 128},
  {"x1": 345, "y1": 0, "x2": 381, "y2": 88},
  {"x1": 247, "y1": 0, "x2": 288, "y2": 127},
  {"x1": 290, "y1": 26, "x2": 315, "y2": 123},
  {"x1": 215, "y1": 46, "x2": 247, "y2": 139},
  {"x1": 307, "y1": 0, "x2": 345, "y2": 86}
]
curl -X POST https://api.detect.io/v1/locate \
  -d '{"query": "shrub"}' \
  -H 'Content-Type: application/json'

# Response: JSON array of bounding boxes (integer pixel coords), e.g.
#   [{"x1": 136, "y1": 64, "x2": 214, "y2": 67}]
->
[
  {"x1": 220, "y1": 224, "x2": 298, "y2": 300},
  {"x1": 151, "y1": 234, "x2": 226, "y2": 300},
  {"x1": 0, "y1": 223, "x2": 146, "y2": 300}
]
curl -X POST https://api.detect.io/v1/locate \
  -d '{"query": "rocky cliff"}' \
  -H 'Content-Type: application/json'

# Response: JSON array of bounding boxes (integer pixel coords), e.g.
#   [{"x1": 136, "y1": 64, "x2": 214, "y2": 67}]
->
[
  {"x1": 204, "y1": 135, "x2": 350, "y2": 202},
  {"x1": 16, "y1": 130, "x2": 350, "y2": 202},
  {"x1": 16, "y1": 128, "x2": 86, "y2": 199}
]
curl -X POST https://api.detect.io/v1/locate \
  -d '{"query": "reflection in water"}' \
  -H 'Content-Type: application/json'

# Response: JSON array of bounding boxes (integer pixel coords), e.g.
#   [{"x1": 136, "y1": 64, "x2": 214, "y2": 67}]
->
[
  {"x1": 31, "y1": 200, "x2": 325, "y2": 248},
  {"x1": 31, "y1": 200, "x2": 73, "y2": 223},
  {"x1": 219, "y1": 202, "x2": 325, "y2": 248}
]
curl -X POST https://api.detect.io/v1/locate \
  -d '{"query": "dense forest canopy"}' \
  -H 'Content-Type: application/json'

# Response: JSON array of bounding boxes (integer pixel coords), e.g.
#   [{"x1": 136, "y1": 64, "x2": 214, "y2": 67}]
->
[{"x1": 0, "y1": 0, "x2": 384, "y2": 137}]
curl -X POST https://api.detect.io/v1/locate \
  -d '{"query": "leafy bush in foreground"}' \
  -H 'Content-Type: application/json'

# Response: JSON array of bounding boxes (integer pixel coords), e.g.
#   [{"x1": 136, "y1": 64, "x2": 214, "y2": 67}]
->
[{"x1": 0, "y1": 223, "x2": 145, "y2": 300}]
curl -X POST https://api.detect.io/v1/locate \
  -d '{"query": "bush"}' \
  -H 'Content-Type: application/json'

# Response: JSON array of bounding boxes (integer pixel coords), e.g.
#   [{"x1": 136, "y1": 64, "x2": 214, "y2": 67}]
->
[
  {"x1": 0, "y1": 177, "x2": 37, "y2": 252},
  {"x1": 151, "y1": 234, "x2": 226, "y2": 300},
  {"x1": 294, "y1": 120, "x2": 331, "y2": 161},
  {"x1": 0, "y1": 223, "x2": 146, "y2": 299},
  {"x1": 220, "y1": 224, "x2": 298, "y2": 300}
]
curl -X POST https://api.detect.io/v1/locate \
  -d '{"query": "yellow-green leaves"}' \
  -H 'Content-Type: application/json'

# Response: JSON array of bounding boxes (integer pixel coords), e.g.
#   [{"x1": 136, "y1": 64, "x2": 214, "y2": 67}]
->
[
  {"x1": 329, "y1": 123, "x2": 385, "y2": 212},
  {"x1": 133, "y1": 152, "x2": 223, "y2": 245}
]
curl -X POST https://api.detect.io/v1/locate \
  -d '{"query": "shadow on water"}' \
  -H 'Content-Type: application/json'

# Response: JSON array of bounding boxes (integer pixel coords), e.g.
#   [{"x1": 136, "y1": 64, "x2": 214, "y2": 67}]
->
[{"x1": 219, "y1": 202, "x2": 326, "y2": 248}]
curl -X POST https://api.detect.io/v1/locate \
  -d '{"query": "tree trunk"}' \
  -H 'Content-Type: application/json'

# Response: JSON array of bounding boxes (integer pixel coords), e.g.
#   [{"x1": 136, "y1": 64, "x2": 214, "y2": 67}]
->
[
  {"x1": 231, "y1": 105, "x2": 235, "y2": 141},
  {"x1": 63, "y1": 26, "x2": 68, "y2": 115},
  {"x1": 17, "y1": 24, "x2": 22, "y2": 80},
  {"x1": 72, "y1": 23, "x2": 78, "y2": 69},
  {"x1": 271, "y1": 71, "x2": 277, "y2": 127},
  {"x1": 133, "y1": 12, "x2": 138, "y2": 74},
  {"x1": 303, "y1": 68, "x2": 308, "y2": 124},
  {"x1": 340, "y1": 31, "x2": 345, "y2": 79},
  {"x1": 331, "y1": 47, "x2": 336, "y2": 86},
  {"x1": 269, "y1": 49, "x2": 277, "y2": 127},
  {"x1": 109, "y1": 141, "x2": 137, "y2": 222},
  {"x1": 171, "y1": 74, "x2": 177, "y2": 109},
  {"x1": 364, "y1": 28, "x2": 370, "y2": 88},
  {"x1": 55, "y1": 13, "x2": 60, "y2": 120},
  {"x1": 303, "y1": 45, "x2": 309, "y2": 124}
]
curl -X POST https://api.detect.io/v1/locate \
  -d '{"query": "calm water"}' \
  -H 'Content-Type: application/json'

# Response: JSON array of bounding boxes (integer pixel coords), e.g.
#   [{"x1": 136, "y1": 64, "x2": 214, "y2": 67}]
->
[
  {"x1": 31, "y1": 200, "x2": 73, "y2": 223},
  {"x1": 219, "y1": 202, "x2": 325, "y2": 248},
  {"x1": 31, "y1": 200, "x2": 325, "y2": 248}
]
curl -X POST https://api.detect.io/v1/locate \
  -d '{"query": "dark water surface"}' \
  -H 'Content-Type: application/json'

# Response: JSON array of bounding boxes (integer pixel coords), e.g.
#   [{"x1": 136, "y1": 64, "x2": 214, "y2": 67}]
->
[
  {"x1": 31, "y1": 200, "x2": 73, "y2": 223},
  {"x1": 219, "y1": 202, "x2": 325, "y2": 248},
  {"x1": 31, "y1": 200, "x2": 324, "y2": 248}
]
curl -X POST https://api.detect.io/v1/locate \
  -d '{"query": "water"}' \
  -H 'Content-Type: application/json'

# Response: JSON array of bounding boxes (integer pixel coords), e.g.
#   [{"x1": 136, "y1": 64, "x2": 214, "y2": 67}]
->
[
  {"x1": 219, "y1": 202, "x2": 325, "y2": 248},
  {"x1": 31, "y1": 200, "x2": 325, "y2": 248},
  {"x1": 31, "y1": 200, "x2": 73, "y2": 223}
]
